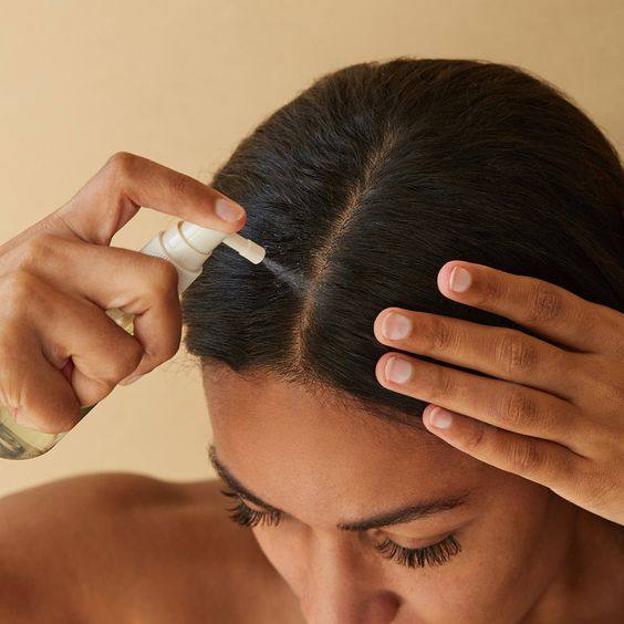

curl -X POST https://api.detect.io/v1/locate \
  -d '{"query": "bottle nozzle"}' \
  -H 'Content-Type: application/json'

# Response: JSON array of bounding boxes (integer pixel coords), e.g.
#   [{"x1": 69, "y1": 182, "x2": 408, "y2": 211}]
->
[
  {"x1": 222, "y1": 233, "x2": 266, "y2": 264},
  {"x1": 141, "y1": 221, "x2": 266, "y2": 293}
]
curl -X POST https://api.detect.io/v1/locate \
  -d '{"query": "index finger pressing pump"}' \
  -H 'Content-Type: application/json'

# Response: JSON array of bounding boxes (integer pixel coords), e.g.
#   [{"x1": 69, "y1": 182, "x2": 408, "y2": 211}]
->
[{"x1": 0, "y1": 220, "x2": 266, "y2": 460}]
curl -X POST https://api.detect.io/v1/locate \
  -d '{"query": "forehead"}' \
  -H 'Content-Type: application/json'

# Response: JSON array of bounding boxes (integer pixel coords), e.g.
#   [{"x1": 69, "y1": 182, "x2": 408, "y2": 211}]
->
[{"x1": 202, "y1": 364, "x2": 488, "y2": 524}]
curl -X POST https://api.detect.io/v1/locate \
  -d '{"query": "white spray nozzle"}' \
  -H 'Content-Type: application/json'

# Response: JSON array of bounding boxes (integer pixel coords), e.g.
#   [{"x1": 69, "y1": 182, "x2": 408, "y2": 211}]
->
[
  {"x1": 139, "y1": 220, "x2": 266, "y2": 294},
  {"x1": 222, "y1": 233, "x2": 266, "y2": 264}
]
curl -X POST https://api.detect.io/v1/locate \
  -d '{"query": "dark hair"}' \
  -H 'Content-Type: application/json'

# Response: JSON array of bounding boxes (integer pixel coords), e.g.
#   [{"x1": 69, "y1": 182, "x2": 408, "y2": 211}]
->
[{"x1": 181, "y1": 57, "x2": 624, "y2": 427}]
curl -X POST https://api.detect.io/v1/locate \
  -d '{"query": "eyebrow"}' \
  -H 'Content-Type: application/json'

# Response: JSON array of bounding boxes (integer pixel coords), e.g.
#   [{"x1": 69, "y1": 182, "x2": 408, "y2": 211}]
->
[{"x1": 207, "y1": 444, "x2": 472, "y2": 531}]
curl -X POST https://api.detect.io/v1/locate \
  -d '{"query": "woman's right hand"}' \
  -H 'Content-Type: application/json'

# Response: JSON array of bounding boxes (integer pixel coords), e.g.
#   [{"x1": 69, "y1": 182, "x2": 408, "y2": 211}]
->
[{"x1": 0, "y1": 152, "x2": 246, "y2": 434}]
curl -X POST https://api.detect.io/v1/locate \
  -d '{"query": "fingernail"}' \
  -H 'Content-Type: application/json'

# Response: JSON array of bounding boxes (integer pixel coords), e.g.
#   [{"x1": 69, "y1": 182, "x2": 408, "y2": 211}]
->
[
  {"x1": 449, "y1": 266, "x2": 472, "y2": 293},
  {"x1": 381, "y1": 312, "x2": 412, "y2": 340},
  {"x1": 384, "y1": 356, "x2": 413, "y2": 384},
  {"x1": 215, "y1": 198, "x2": 245, "y2": 223},
  {"x1": 428, "y1": 406, "x2": 453, "y2": 429},
  {"x1": 119, "y1": 373, "x2": 143, "y2": 386}
]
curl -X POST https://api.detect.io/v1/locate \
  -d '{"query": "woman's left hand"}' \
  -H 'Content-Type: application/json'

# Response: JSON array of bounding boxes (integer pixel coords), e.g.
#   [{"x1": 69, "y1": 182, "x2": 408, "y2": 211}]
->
[{"x1": 374, "y1": 261, "x2": 624, "y2": 525}]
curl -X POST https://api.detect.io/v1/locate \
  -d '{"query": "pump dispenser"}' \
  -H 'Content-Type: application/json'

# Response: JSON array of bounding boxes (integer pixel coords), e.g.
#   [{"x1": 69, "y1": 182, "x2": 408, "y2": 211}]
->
[{"x1": 0, "y1": 221, "x2": 265, "y2": 460}]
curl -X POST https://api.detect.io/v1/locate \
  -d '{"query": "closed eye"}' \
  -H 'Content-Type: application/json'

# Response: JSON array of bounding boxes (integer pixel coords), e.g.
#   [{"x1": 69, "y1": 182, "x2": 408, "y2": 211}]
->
[
  {"x1": 218, "y1": 489, "x2": 462, "y2": 570},
  {"x1": 221, "y1": 488, "x2": 281, "y2": 528}
]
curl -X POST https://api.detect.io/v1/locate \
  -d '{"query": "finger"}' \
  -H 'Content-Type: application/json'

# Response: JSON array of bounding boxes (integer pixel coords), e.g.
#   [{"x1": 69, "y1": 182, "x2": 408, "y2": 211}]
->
[
  {"x1": 421, "y1": 405, "x2": 580, "y2": 491},
  {"x1": 436, "y1": 261, "x2": 624, "y2": 356},
  {"x1": 5, "y1": 234, "x2": 182, "y2": 379},
  {"x1": 375, "y1": 352, "x2": 588, "y2": 453},
  {"x1": 0, "y1": 326, "x2": 81, "y2": 433},
  {"x1": 53, "y1": 152, "x2": 247, "y2": 246},
  {"x1": 374, "y1": 307, "x2": 579, "y2": 401},
  {"x1": 0, "y1": 270, "x2": 145, "y2": 432}
]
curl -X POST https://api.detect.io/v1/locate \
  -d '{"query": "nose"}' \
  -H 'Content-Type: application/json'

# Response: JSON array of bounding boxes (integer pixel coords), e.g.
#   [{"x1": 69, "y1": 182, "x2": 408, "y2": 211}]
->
[{"x1": 299, "y1": 532, "x2": 401, "y2": 624}]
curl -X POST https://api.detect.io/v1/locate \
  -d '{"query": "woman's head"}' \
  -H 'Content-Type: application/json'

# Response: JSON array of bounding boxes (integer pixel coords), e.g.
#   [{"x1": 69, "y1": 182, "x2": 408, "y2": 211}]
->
[{"x1": 182, "y1": 58, "x2": 624, "y2": 621}]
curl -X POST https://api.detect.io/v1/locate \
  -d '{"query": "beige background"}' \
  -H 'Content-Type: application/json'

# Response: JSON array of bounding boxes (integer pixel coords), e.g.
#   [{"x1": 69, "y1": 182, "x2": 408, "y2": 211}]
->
[{"x1": 0, "y1": 0, "x2": 622, "y2": 497}]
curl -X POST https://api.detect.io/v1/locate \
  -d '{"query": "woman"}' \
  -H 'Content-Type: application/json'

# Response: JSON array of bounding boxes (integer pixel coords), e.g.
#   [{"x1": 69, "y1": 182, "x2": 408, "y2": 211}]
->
[{"x1": 0, "y1": 58, "x2": 623, "y2": 622}]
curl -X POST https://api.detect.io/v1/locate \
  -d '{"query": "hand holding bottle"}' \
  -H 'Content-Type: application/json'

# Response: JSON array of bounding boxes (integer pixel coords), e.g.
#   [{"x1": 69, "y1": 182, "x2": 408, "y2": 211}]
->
[{"x1": 0, "y1": 152, "x2": 246, "y2": 443}]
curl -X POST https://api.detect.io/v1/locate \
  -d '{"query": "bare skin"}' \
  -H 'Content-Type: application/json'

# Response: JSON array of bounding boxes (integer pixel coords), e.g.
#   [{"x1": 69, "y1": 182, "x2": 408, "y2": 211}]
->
[
  {"x1": 0, "y1": 460, "x2": 621, "y2": 623},
  {"x1": 0, "y1": 152, "x2": 622, "y2": 620},
  {"x1": 0, "y1": 473, "x2": 305, "y2": 624},
  {"x1": 204, "y1": 364, "x2": 624, "y2": 623},
  {"x1": 0, "y1": 152, "x2": 248, "y2": 436}
]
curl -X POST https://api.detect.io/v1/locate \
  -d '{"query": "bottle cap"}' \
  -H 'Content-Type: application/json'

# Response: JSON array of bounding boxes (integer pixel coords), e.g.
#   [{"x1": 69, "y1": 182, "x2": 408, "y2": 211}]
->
[{"x1": 139, "y1": 220, "x2": 266, "y2": 294}]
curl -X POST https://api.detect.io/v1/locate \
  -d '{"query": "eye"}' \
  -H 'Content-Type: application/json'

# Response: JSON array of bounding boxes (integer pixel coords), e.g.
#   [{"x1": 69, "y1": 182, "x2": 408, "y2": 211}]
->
[
  {"x1": 220, "y1": 488, "x2": 282, "y2": 528},
  {"x1": 219, "y1": 488, "x2": 461, "y2": 570},
  {"x1": 375, "y1": 534, "x2": 461, "y2": 569}
]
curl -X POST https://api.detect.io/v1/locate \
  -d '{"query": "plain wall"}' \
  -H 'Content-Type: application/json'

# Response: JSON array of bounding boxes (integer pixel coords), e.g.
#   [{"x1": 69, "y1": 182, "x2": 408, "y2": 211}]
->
[{"x1": 0, "y1": 0, "x2": 622, "y2": 497}]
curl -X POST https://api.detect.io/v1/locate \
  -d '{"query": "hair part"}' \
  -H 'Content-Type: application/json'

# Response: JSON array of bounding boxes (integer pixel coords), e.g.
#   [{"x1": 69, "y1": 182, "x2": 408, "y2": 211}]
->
[{"x1": 182, "y1": 57, "x2": 624, "y2": 427}]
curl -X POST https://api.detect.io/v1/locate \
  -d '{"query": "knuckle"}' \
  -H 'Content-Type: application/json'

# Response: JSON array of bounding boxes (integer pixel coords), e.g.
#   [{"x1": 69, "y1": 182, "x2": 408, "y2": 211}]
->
[
  {"x1": 110, "y1": 345, "x2": 143, "y2": 382},
  {"x1": 427, "y1": 316, "x2": 458, "y2": 353},
  {"x1": 509, "y1": 440, "x2": 543, "y2": 473},
  {"x1": 525, "y1": 283, "x2": 563, "y2": 324},
  {"x1": 462, "y1": 422, "x2": 487, "y2": 453},
  {"x1": 498, "y1": 387, "x2": 539, "y2": 430},
  {"x1": 18, "y1": 233, "x2": 59, "y2": 270},
  {"x1": 428, "y1": 367, "x2": 458, "y2": 403},
  {"x1": 0, "y1": 270, "x2": 40, "y2": 315},
  {"x1": 148, "y1": 257, "x2": 179, "y2": 295},
  {"x1": 494, "y1": 331, "x2": 538, "y2": 375},
  {"x1": 105, "y1": 151, "x2": 137, "y2": 180}
]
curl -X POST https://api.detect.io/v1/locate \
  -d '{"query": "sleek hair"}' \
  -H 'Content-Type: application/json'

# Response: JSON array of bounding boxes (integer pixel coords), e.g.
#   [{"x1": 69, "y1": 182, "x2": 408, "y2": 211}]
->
[{"x1": 181, "y1": 57, "x2": 624, "y2": 427}]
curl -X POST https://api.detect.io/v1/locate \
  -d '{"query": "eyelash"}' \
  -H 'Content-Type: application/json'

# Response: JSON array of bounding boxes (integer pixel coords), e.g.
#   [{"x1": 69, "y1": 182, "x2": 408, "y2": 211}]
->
[
  {"x1": 221, "y1": 488, "x2": 281, "y2": 528},
  {"x1": 220, "y1": 488, "x2": 462, "y2": 569},
  {"x1": 374, "y1": 534, "x2": 461, "y2": 569}
]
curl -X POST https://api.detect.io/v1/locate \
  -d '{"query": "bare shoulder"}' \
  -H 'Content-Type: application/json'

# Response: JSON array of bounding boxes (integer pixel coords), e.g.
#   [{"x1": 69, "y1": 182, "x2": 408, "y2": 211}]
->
[
  {"x1": 0, "y1": 473, "x2": 302, "y2": 624},
  {"x1": 0, "y1": 471, "x2": 185, "y2": 519},
  {"x1": 0, "y1": 472, "x2": 188, "y2": 623}
]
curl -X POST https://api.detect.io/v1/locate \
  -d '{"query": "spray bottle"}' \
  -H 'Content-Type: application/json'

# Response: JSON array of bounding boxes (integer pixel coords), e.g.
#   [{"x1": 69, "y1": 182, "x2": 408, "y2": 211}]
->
[{"x1": 0, "y1": 220, "x2": 265, "y2": 460}]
